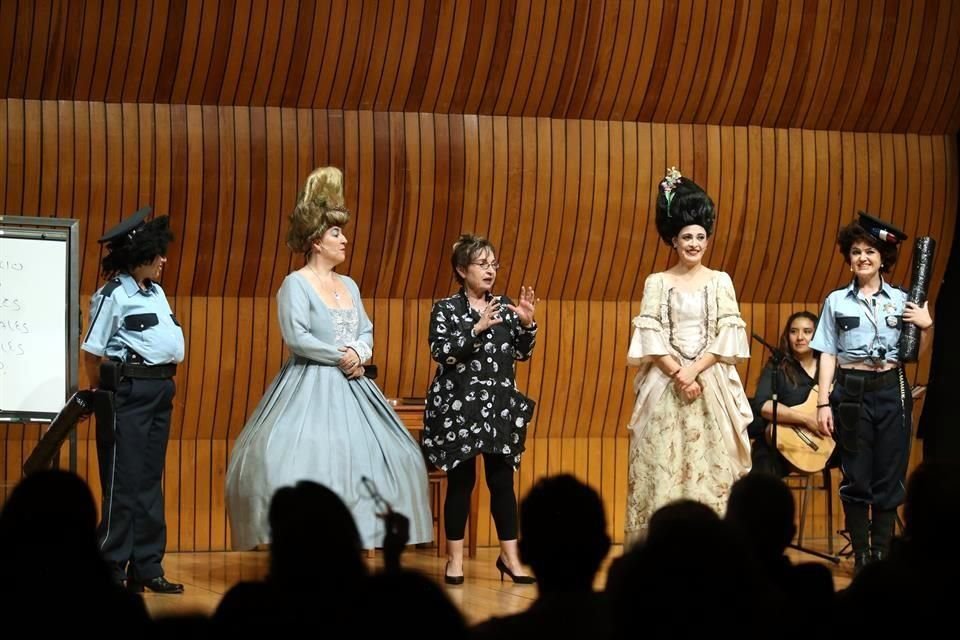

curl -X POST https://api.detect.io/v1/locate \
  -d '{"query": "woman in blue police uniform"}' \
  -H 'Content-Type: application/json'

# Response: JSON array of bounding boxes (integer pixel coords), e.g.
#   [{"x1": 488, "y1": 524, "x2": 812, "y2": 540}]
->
[
  {"x1": 81, "y1": 207, "x2": 185, "y2": 593},
  {"x1": 812, "y1": 212, "x2": 933, "y2": 573}
]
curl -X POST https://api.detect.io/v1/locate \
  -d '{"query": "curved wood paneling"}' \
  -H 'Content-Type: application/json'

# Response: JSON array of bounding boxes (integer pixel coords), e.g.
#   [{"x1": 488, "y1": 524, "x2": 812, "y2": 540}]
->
[
  {"x1": 4, "y1": 101, "x2": 954, "y2": 305},
  {"x1": 1, "y1": 0, "x2": 959, "y2": 133},
  {"x1": 0, "y1": 111, "x2": 952, "y2": 407}
]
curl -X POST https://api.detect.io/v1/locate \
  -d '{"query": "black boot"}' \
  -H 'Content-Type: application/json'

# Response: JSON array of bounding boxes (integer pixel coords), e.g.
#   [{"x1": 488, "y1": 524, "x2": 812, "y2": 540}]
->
[
  {"x1": 843, "y1": 501, "x2": 870, "y2": 574},
  {"x1": 870, "y1": 508, "x2": 897, "y2": 562}
]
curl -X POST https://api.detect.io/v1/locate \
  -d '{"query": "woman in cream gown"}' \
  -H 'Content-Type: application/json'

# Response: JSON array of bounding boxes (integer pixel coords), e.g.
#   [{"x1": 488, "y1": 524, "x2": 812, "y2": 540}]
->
[{"x1": 625, "y1": 169, "x2": 752, "y2": 544}]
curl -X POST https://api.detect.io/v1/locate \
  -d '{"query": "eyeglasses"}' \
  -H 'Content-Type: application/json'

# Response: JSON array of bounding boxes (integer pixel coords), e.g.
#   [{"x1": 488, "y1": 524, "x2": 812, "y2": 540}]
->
[{"x1": 471, "y1": 261, "x2": 500, "y2": 270}]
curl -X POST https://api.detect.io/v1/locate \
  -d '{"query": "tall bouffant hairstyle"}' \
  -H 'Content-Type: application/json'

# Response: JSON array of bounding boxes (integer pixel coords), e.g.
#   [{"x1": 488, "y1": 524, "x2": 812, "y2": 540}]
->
[
  {"x1": 101, "y1": 216, "x2": 174, "y2": 277},
  {"x1": 654, "y1": 169, "x2": 716, "y2": 245},
  {"x1": 286, "y1": 166, "x2": 350, "y2": 254},
  {"x1": 450, "y1": 234, "x2": 496, "y2": 285},
  {"x1": 837, "y1": 222, "x2": 898, "y2": 274}
]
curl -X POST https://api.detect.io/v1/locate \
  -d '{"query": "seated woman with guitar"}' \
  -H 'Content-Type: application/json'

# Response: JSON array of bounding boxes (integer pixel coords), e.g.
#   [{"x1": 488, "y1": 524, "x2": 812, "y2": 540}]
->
[{"x1": 750, "y1": 311, "x2": 835, "y2": 477}]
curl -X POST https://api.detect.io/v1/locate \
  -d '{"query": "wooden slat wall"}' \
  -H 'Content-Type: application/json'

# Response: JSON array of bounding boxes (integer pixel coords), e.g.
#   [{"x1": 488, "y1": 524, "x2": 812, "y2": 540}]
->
[
  {"x1": 3, "y1": 103, "x2": 956, "y2": 305},
  {"x1": 1, "y1": 98, "x2": 957, "y2": 547},
  {"x1": 0, "y1": 0, "x2": 958, "y2": 133}
]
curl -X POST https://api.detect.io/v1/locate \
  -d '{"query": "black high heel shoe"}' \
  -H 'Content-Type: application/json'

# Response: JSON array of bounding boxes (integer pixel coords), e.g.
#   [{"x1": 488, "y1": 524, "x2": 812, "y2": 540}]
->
[
  {"x1": 444, "y1": 561, "x2": 464, "y2": 585},
  {"x1": 496, "y1": 556, "x2": 536, "y2": 584}
]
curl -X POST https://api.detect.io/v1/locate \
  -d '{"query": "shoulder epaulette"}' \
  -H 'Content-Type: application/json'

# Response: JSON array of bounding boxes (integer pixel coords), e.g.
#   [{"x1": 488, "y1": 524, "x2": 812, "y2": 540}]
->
[{"x1": 100, "y1": 278, "x2": 122, "y2": 297}]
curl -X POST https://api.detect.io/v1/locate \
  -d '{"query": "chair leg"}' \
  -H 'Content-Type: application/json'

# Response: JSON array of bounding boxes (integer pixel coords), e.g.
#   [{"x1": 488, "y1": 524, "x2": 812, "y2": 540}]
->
[
  {"x1": 438, "y1": 478, "x2": 448, "y2": 558},
  {"x1": 431, "y1": 479, "x2": 441, "y2": 558},
  {"x1": 798, "y1": 474, "x2": 813, "y2": 546},
  {"x1": 823, "y1": 467, "x2": 834, "y2": 554}
]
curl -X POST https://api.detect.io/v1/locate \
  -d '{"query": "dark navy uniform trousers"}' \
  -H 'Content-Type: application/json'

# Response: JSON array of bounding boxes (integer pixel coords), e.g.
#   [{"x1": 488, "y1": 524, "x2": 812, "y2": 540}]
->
[
  {"x1": 831, "y1": 367, "x2": 912, "y2": 510},
  {"x1": 95, "y1": 376, "x2": 176, "y2": 582}
]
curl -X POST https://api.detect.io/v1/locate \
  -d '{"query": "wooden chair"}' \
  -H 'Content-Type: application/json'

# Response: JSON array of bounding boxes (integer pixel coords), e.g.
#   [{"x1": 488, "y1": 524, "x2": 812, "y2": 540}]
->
[{"x1": 787, "y1": 465, "x2": 836, "y2": 553}]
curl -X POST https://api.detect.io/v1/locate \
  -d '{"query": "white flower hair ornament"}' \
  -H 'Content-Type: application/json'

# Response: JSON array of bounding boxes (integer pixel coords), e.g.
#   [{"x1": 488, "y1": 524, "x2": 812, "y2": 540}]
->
[{"x1": 660, "y1": 166, "x2": 682, "y2": 216}]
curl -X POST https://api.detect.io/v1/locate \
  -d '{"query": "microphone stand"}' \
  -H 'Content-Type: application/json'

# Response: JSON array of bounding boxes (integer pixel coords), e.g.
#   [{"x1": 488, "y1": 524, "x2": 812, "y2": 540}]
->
[
  {"x1": 751, "y1": 333, "x2": 839, "y2": 565},
  {"x1": 751, "y1": 333, "x2": 784, "y2": 463}
]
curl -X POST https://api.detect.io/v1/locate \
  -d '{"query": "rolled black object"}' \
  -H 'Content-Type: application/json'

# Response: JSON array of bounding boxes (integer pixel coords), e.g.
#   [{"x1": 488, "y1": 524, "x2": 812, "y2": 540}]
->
[{"x1": 899, "y1": 236, "x2": 936, "y2": 363}]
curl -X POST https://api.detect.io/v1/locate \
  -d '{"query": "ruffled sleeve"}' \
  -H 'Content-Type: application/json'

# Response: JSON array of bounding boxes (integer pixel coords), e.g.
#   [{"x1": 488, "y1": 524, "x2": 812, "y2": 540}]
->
[
  {"x1": 628, "y1": 274, "x2": 671, "y2": 365},
  {"x1": 708, "y1": 271, "x2": 750, "y2": 363}
]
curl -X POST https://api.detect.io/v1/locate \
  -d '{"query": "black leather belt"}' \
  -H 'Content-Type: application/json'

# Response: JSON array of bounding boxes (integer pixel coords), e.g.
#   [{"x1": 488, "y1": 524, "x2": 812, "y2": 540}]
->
[
  {"x1": 837, "y1": 367, "x2": 901, "y2": 392},
  {"x1": 121, "y1": 363, "x2": 177, "y2": 379}
]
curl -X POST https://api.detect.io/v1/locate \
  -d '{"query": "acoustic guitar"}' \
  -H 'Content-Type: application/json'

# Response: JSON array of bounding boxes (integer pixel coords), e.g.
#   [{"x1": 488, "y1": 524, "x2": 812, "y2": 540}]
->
[{"x1": 766, "y1": 387, "x2": 836, "y2": 474}]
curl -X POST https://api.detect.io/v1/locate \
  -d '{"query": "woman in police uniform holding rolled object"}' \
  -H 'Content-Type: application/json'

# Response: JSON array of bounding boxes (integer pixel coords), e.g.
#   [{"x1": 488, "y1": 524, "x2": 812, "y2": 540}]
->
[
  {"x1": 81, "y1": 206, "x2": 185, "y2": 593},
  {"x1": 812, "y1": 212, "x2": 933, "y2": 573}
]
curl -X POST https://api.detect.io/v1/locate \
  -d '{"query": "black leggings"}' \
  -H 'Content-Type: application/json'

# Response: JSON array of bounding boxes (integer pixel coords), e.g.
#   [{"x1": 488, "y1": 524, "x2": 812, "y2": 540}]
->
[{"x1": 444, "y1": 453, "x2": 517, "y2": 541}]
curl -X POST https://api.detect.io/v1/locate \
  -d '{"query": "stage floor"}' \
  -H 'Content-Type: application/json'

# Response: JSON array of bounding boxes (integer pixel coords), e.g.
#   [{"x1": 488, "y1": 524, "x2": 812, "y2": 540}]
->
[{"x1": 143, "y1": 543, "x2": 852, "y2": 622}]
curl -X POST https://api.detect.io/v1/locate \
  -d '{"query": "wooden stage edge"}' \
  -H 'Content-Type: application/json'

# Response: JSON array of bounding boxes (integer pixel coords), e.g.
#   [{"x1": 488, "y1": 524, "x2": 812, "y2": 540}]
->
[{"x1": 146, "y1": 544, "x2": 853, "y2": 623}]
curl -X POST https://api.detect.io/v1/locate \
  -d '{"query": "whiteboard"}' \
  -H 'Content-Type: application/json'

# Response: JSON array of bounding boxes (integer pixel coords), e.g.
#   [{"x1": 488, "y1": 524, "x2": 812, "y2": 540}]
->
[{"x1": 0, "y1": 229, "x2": 72, "y2": 416}]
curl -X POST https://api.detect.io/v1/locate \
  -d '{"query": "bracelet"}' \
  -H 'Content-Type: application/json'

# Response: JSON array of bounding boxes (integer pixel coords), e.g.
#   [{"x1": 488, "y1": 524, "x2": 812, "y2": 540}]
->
[{"x1": 816, "y1": 403, "x2": 831, "y2": 409}]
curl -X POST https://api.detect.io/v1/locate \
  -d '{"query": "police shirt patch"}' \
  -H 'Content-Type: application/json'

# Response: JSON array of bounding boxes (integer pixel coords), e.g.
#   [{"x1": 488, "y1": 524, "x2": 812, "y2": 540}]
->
[{"x1": 886, "y1": 315, "x2": 899, "y2": 328}]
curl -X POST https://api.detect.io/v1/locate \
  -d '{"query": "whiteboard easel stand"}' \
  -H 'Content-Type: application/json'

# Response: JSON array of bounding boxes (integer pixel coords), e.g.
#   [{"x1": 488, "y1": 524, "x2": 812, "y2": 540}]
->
[{"x1": 0, "y1": 215, "x2": 81, "y2": 474}]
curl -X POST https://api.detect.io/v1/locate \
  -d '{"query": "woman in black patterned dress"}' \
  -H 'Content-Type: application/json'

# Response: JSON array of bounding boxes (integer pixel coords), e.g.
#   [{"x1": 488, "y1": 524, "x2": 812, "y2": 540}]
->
[{"x1": 423, "y1": 234, "x2": 538, "y2": 585}]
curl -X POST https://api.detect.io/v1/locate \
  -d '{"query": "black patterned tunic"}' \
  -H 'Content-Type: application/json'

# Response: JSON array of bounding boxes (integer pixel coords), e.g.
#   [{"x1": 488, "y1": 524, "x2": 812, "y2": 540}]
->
[{"x1": 422, "y1": 289, "x2": 537, "y2": 471}]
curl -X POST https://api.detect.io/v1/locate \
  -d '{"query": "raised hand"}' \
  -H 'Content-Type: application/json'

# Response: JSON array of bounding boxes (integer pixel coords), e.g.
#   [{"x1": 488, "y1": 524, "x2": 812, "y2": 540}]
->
[
  {"x1": 474, "y1": 299, "x2": 504, "y2": 334},
  {"x1": 506, "y1": 286, "x2": 537, "y2": 327}
]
